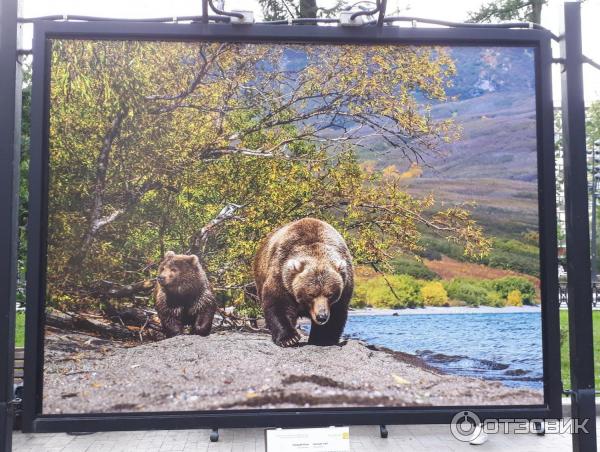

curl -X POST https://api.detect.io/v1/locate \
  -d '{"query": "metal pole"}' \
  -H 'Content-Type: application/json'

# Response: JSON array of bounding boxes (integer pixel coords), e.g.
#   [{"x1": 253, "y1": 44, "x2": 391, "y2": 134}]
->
[
  {"x1": 560, "y1": 2, "x2": 597, "y2": 451},
  {"x1": 0, "y1": 0, "x2": 22, "y2": 450},
  {"x1": 202, "y1": 0, "x2": 208, "y2": 23}
]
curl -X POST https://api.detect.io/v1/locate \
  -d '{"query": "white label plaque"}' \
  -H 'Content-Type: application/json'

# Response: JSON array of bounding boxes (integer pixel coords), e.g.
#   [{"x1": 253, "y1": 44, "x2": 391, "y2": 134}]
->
[{"x1": 265, "y1": 426, "x2": 350, "y2": 452}]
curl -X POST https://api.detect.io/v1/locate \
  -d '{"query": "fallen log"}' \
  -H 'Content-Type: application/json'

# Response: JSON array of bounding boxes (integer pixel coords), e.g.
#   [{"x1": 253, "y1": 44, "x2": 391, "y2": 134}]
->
[
  {"x1": 46, "y1": 309, "x2": 135, "y2": 340},
  {"x1": 102, "y1": 303, "x2": 164, "y2": 339},
  {"x1": 90, "y1": 279, "x2": 155, "y2": 299}
]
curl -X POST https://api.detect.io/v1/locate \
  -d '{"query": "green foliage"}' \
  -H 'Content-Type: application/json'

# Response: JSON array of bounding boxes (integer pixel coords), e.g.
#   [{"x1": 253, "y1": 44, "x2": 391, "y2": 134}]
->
[
  {"x1": 443, "y1": 276, "x2": 535, "y2": 306},
  {"x1": 235, "y1": 300, "x2": 263, "y2": 319},
  {"x1": 443, "y1": 278, "x2": 488, "y2": 306},
  {"x1": 422, "y1": 234, "x2": 539, "y2": 277},
  {"x1": 258, "y1": 0, "x2": 345, "y2": 20},
  {"x1": 485, "y1": 239, "x2": 540, "y2": 277},
  {"x1": 560, "y1": 311, "x2": 600, "y2": 392},
  {"x1": 355, "y1": 273, "x2": 534, "y2": 309},
  {"x1": 46, "y1": 40, "x2": 491, "y2": 310},
  {"x1": 444, "y1": 277, "x2": 524, "y2": 308},
  {"x1": 15, "y1": 311, "x2": 25, "y2": 348},
  {"x1": 17, "y1": 64, "x2": 32, "y2": 307},
  {"x1": 468, "y1": 0, "x2": 545, "y2": 24},
  {"x1": 485, "y1": 290, "x2": 506, "y2": 307},
  {"x1": 419, "y1": 281, "x2": 449, "y2": 307},
  {"x1": 354, "y1": 275, "x2": 423, "y2": 309},
  {"x1": 588, "y1": 101, "x2": 600, "y2": 149},
  {"x1": 506, "y1": 289, "x2": 523, "y2": 306},
  {"x1": 491, "y1": 276, "x2": 536, "y2": 305},
  {"x1": 389, "y1": 255, "x2": 440, "y2": 280}
]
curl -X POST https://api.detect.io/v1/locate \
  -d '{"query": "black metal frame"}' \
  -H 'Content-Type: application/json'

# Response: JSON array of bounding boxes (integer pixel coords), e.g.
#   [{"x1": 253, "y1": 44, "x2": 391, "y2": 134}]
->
[
  {"x1": 0, "y1": 0, "x2": 22, "y2": 451},
  {"x1": 21, "y1": 21, "x2": 562, "y2": 433},
  {"x1": 560, "y1": 3, "x2": 597, "y2": 451}
]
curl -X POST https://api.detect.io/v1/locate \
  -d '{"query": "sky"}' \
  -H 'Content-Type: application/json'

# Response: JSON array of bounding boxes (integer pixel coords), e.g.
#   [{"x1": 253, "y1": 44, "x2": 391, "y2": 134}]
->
[{"x1": 18, "y1": 0, "x2": 600, "y2": 103}]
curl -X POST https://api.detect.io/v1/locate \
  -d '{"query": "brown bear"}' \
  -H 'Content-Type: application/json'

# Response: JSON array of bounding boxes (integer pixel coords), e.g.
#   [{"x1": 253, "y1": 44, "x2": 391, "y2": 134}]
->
[
  {"x1": 253, "y1": 218, "x2": 353, "y2": 347},
  {"x1": 154, "y1": 251, "x2": 217, "y2": 338}
]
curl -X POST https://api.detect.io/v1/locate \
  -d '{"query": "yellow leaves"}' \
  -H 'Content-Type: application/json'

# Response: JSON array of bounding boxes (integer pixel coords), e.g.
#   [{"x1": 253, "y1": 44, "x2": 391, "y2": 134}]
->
[
  {"x1": 397, "y1": 163, "x2": 423, "y2": 180},
  {"x1": 46, "y1": 39, "x2": 492, "y2": 312}
]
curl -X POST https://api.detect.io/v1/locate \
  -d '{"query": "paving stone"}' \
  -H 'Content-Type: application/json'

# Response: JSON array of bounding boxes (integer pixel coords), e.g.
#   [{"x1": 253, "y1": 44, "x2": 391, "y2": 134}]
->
[{"x1": 12, "y1": 420, "x2": 585, "y2": 451}]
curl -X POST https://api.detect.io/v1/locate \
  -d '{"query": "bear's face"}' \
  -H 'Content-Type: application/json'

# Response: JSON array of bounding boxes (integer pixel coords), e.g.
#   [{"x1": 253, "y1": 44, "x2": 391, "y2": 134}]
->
[
  {"x1": 284, "y1": 259, "x2": 346, "y2": 325},
  {"x1": 157, "y1": 251, "x2": 202, "y2": 293}
]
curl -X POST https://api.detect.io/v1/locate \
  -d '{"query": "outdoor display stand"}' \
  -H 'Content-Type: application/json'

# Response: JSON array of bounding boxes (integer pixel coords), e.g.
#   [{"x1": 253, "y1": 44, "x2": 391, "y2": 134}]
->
[{"x1": 0, "y1": 1, "x2": 596, "y2": 451}]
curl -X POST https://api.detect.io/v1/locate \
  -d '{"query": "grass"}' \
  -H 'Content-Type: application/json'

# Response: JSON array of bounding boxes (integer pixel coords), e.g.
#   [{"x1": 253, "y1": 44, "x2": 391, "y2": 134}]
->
[
  {"x1": 560, "y1": 310, "x2": 600, "y2": 390},
  {"x1": 15, "y1": 311, "x2": 25, "y2": 348}
]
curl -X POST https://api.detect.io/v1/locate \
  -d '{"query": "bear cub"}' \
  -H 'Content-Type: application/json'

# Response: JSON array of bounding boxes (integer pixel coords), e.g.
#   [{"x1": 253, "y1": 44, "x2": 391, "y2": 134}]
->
[
  {"x1": 253, "y1": 218, "x2": 353, "y2": 347},
  {"x1": 154, "y1": 251, "x2": 217, "y2": 338}
]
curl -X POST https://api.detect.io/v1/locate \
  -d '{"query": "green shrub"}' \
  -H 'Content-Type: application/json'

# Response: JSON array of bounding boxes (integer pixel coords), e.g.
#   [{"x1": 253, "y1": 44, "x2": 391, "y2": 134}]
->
[
  {"x1": 354, "y1": 274, "x2": 422, "y2": 309},
  {"x1": 506, "y1": 289, "x2": 523, "y2": 306},
  {"x1": 420, "y1": 281, "x2": 449, "y2": 306},
  {"x1": 484, "y1": 290, "x2": 505, "y2": 307},
  {"x1": 420, "y1": 234, "x2": 540, "y2": 278},
  {"x1": 350, "y1": 288, "x2": 369, "y2": 308},
  {"x1": 388, "y1": 255, "x2": 440, "y2": 280},
  {"x1": 491, "y1": 276, "x2": 536, "y2": 305},
  {"x1": 416, "y1": 248, "x2": 442, "y2": 261},
  {"x1": 443, "y1": 278, "x2": 488, "y2": 306}
]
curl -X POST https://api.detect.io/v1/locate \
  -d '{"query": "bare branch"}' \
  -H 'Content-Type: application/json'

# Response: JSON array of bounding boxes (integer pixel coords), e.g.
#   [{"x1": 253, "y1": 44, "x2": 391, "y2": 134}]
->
[{"x1": 188, "y1": 203, "x2": 244, "y2": 255}]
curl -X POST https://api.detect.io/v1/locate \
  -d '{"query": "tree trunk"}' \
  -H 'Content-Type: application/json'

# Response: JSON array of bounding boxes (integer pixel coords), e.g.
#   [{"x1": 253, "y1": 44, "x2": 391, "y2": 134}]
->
[
  {"x1": 69, "y1": 108, "x2": 128, "y2": 267},
  {"x1": 299, "y1": 0, "x2": 317, "y2": 18},
  {"x1": 531, "y1": 0, "x2": 543, "y2": 24},
  {"x1": 91, "y1": 279, "x2": 155, "y2": 298}
]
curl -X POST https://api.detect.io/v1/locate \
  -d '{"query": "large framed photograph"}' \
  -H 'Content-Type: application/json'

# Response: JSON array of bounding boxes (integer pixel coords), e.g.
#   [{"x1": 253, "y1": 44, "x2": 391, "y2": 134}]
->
[{"x1": 23, "y1": 22, "x2": 561, "y2": 432}]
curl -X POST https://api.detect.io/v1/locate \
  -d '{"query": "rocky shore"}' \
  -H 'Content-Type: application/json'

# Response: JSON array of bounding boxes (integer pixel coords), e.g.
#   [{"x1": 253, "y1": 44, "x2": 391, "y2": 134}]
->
[{"x1": 42, "y1": 329, "x2": 543, "y2": 414}]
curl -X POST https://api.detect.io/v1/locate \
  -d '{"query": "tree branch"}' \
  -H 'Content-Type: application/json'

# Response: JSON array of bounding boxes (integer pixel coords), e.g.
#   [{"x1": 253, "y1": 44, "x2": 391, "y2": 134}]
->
[
  {"x1": 188, "y1": 203, "x2": 244, "y2": 255},
  {"x1": 69, "y1": 108, "x2": 128, "y2": 267}
]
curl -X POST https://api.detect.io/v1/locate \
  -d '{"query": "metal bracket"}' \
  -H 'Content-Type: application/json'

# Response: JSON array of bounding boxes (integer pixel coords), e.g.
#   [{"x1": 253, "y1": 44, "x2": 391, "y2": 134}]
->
[
  {"x1": 7, "y1": 398, "x2": 21, "y2": 407},
  {"x1": 340, "y1": 0, "x2": 387, "y2": 26},
  {"x1": 207, "y1": 0, "x2": 245, "y2": 20}
]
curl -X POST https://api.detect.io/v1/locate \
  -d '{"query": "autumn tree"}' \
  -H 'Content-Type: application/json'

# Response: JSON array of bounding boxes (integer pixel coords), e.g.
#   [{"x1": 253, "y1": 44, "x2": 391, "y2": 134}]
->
[{"x1": 47, "y1": 39, "x2": 490, "y2": 312}]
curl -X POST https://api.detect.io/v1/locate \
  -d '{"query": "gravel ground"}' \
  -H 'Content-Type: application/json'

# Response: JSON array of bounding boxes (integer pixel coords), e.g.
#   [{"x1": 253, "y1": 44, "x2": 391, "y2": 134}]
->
[{"x1": 42, "y1": 329, "x2": 543, "y2": 414}]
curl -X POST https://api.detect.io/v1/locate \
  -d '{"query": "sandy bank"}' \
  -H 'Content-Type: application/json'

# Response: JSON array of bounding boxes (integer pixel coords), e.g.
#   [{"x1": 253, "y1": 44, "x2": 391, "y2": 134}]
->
[{"x1": 42, "y1": 329, "x2": 543, "y2": 414}]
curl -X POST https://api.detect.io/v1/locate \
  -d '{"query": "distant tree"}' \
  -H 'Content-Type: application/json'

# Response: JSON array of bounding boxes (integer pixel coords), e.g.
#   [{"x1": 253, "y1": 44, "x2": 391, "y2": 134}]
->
[
  {"x1": 258, "y1": 0, "x2": 346, "y2": 20},
  {"x1": 468, "y1": 0, "x2": 546, "y2": 24},
  {"x1": 588, "y1": 101, "x2": 600, "y2": 270},
  {"x1": 587, "y1": 101, "x2": 600, "y2": 148},
  {"x1": 17, "y1": 64, "x2": 31, "y2": 307}
]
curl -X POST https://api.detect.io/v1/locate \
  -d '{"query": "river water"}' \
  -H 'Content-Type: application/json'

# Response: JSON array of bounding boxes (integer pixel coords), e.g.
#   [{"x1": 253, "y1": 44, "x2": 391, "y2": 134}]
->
[{"x1": 342, "y1": 312, "x2": 543, "y2": 389}]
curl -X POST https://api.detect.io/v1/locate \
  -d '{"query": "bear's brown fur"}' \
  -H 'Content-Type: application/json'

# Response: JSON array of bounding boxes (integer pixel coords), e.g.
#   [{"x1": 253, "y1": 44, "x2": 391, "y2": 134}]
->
[
  {"x1": 253, "y1": 218, "x2": 353, "y2": 347},
  {"x1": 154, "y1": 251, "x2": 217, "y2": 338}
]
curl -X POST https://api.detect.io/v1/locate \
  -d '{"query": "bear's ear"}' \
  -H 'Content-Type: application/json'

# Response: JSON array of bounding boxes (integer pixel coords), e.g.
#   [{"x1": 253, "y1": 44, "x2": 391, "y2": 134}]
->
[
  {"x1": 286, "y1": 259, "x2": 305, "y2": 274},
  {"x1": 164, "y1": 250, "x2": 176, "y2": 259},
  {"x1": 189, "y1": 254, "x2": 200, "y2": 267}
]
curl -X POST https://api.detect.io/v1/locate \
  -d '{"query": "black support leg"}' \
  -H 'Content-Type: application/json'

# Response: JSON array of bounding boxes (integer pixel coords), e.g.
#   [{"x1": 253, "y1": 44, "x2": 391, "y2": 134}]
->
[
  {"x1": 560, "y1": 2, "x2": 597, "y2": 452},
  {"x1": 379, "y1": 425, "x2": 388, "y2": 438}
]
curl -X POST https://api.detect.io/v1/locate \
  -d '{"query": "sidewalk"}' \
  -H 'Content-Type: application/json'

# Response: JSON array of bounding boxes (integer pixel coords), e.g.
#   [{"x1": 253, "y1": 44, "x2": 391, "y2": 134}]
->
[{"x1": 12, "y1": 421, "x2": 581, "y2": 452}]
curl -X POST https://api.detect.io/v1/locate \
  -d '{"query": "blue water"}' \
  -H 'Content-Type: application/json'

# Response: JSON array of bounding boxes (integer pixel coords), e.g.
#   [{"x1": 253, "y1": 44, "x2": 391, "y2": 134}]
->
[{"x1": 341, "y1": 312, "x2": 543, "y2": 390}]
